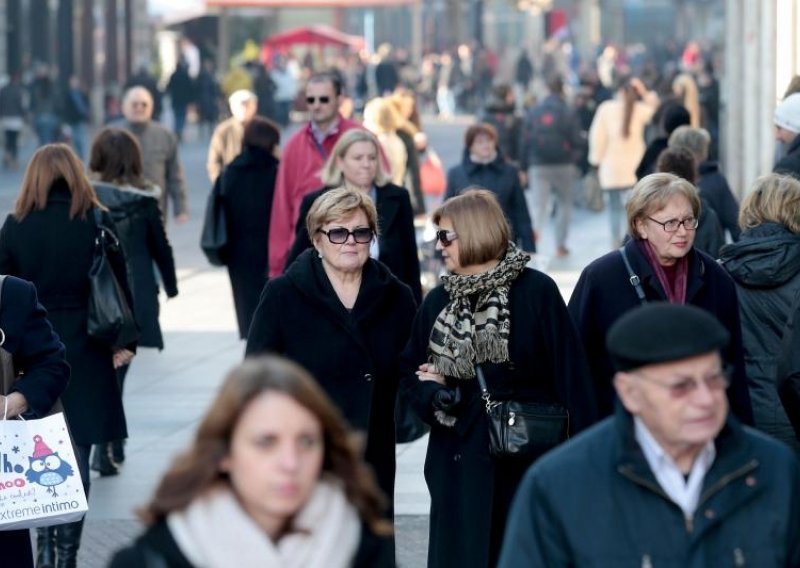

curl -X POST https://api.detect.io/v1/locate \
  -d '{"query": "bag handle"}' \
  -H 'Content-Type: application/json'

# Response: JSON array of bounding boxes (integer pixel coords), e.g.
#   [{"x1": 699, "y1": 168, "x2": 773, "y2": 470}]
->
[
  {"x1": 475, "y1": 365, "x2": 497, "y2": 413},
  {"x1": 618, "y1": 246, "x2": 647, "y2": 305}
]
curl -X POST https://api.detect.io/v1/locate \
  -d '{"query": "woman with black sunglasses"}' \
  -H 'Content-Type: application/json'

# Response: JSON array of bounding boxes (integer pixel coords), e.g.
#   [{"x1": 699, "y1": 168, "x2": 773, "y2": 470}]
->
[
  {"x1": 399, "y1": 189, "x2": 597, "y2": 568},
  {"x1": 246, "y1": 188, "x2": 416, "y2": 548},
  {"x1": 284, "y1": 128, "x2": 422, "y2": 304}
]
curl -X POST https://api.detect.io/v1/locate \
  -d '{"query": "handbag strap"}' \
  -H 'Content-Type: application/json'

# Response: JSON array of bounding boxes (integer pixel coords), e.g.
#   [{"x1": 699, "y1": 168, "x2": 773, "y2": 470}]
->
[
  {"x1": 475, "y1": 365, "x2": 497, "y2": 413},
  {"x1": 618, "y1": 246, "x2": 647, "y2": 305},
  {"x1": 0, "y1": 274, "x2": 5, "y2": 346}
]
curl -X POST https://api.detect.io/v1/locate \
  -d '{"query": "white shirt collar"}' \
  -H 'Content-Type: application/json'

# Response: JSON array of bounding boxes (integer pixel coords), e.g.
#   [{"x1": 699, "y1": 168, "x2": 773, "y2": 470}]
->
[{"x1": 634, "y1": 416, "x2": 716, "y2": 518}]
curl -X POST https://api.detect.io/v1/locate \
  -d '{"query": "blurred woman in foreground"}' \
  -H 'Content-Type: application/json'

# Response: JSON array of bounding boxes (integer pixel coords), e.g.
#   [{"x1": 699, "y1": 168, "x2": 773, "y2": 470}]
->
[{"x1": 110, "y1": 356, "x2": 394, "y2": 567}]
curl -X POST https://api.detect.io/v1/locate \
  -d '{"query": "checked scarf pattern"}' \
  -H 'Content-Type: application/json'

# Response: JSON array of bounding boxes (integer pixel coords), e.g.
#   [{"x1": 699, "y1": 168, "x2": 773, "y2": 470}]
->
[{"x1": 428, "y1": 242, "x2": 530, "y2": 379}]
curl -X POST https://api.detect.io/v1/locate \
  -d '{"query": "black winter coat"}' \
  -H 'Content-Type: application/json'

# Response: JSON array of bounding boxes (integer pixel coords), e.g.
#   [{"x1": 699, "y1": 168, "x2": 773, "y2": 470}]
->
[
  {"x1": 498, "y1": 408, "x2": 800, "y2": 567},
  {"x1": 397, "y1": 129, "x2": 425, "y2": 215},
  {"x1": 285, "y1": 183, "x2": 422, "y2": 304},
  {"x1": 219, "y1": 147, "x2": 279, "y2": 338},
  {"x1": 635, "y1": 136, "x2": 668, "y2": 180},
  {"x1": 93, "y1": 182, "x2": 178, "y2": 348},
  {"x1": 719, "y1": 223, "x2": 800, "y2": 452},
  {"x1": 245, "y1": 251, "x2": 416, "y2": 501},
  {"x1": 0, "y1": 182, "x2": 131, "y2": 445},
  {"x1": 400, "y1": 268, "x2": 598, "y2": 568},
  {"x1": 0, "y1": 276, "x2": 70, "y2": 568},
  {"x1": 445, "y1": 153, "x2": 536, "y2": 252},
  {"x1": 109, "y1": 517, "x2": 394, "y2": 568},
  {"x1": 698, "y1": 161, "x2": 741, "y2": 241},
  {"x1": 568, "y1": 238, "x2": 754, "y2": 424}
]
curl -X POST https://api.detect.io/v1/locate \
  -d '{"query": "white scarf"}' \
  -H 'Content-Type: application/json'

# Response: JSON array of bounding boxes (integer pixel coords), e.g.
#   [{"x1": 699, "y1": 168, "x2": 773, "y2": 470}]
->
[{"x1": 167, "y1": 478, "x2": 361, "y2": 568}]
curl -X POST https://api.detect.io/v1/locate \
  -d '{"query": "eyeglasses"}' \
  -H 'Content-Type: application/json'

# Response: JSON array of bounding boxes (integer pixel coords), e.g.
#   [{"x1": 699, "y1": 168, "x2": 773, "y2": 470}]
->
[
  {"x1": 435, "y1": 230, "x2": 458, "y2": 247},
  {"x1": 646, "y1": 216, "x2": 699, "y2": 232},
  {"x1": 634, "y1": 367, "x2": 730, "y2": 399},
  {"x1": 317, "y1": 227, "x2": 374, "y2": 244},
  {"x1": 306, "y1": 96, "x2": 331, "y2": 105}
]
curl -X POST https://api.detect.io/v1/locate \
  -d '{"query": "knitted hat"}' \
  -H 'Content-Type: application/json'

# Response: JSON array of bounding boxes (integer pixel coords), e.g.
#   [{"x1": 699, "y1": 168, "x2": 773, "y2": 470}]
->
[
  {"x1": 774, "y1": 93, "x2": 800, "y2": 133},
  {"x1": 606, "y1": 303, "x2": 729, "y2": 372},
  {"x1": 32, "y1": 435, "x2": 54, "y2": 459}
]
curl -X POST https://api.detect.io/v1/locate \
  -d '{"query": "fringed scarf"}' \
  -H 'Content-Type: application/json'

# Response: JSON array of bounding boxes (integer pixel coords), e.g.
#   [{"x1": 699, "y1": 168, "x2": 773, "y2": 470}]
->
[
  {"x1": 638, "y1": 239, "x2": 689, "y2": 304},
  {"x1": 428, "y1": 242, "x2": 530, "y2": 379}
]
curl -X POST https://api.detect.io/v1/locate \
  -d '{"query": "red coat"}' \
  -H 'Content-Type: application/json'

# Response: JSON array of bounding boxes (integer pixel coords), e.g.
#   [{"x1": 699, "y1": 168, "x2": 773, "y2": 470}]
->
[{"x1": 268, "y1": 115, "x2": 365, "y2": 277}]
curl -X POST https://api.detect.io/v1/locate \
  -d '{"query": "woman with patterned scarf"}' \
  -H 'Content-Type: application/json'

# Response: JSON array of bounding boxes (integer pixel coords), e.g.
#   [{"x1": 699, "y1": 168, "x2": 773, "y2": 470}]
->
[{"x1": 399, "y1": 189, "x2": 598, "y2": 568}]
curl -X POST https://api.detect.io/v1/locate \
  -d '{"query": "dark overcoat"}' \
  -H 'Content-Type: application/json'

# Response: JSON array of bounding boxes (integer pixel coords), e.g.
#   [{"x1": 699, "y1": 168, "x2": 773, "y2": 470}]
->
[
  {"x1": 399, "y1": 268, "x2": 598, "y2": 568},
  {"x1": 0, "y1": 276, "x2": 69, "y2": 568},
  {"x1": 245, "y1": 250, "x2": 416, "y2": 502},
  {"x1": 567, "y1": 238, "x2": 754, "y2": 424},
  {"x1": 284, "y1": 183, "x2": 422, "y2": 304},
  {"x1": 219, "y1": 147, "x2": 279, "y2": 338},
  {"x1": 498, "y1": 408, "x2": 800, "y2": 567},
  {"x1": 108, "y1": 518, "x2": 394, "y2": 568},
  {"x1": 445, "y1": 153, "x2": 536, "y2": 252},
  {"x1": 0, "y1": 182, "x2": 131, "y2": 445},
  {"x1": 719, "y1": 222, "x2": 800, "y2": 451},
  {"x1": 93, "y1": 182, "x2": 178, "y2": 348}
]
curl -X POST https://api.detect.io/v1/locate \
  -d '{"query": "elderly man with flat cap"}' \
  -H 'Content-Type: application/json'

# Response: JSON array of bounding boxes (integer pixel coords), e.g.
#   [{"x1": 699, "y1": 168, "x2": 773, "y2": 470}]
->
[{"x1": 499, "y1": 303, "x2": 800, "y2": 567}]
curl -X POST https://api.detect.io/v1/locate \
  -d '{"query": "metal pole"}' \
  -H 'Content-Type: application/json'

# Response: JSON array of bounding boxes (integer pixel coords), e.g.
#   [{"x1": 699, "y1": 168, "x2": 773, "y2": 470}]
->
[
  {"x1": 57, "y1": 0, "x2": 73, "y2": 88},
  {"x1": 411, "y1": 0, "x2": 422, "y2": 64},
  {"x1": 217, "y1": 7, "x2": 230, "y2": 74}
]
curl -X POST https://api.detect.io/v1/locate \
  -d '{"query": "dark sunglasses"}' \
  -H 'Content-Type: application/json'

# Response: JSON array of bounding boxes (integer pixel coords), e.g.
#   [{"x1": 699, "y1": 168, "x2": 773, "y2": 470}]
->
[
  {"x1": 318, "y1": 227, "x2": 374, "y2": 244},
  {"x1": 306, "y1": 96, "x2": 331, "y2": 105},
  {"x1": 436, "y1": 230, "x2": 458, "y2": 247}
]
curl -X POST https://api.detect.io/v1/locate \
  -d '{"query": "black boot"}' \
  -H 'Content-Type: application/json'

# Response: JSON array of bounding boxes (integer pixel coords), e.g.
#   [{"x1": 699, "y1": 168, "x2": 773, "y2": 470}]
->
[
  {"x1": 55, "y1": 519, "x2": 85, "y2": 568},
  {"x1": 111, "y1": 439, "x2": 125, "y2": 464},
  {"x1": 90, "y1": 444, "x2": 118, "y2": 476},
  {"x1": 36, "y1": 526, "x2": 57, "y2": 568}
]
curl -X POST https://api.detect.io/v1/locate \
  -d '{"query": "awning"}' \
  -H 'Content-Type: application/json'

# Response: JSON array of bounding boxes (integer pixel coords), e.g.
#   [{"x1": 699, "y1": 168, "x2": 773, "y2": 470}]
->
[
  {"x1": 264, "y1": 25, "x2": 365, "y2": 49},
  {"x1": 207, "y1": 0, "x2": 418, "y2": 7}
]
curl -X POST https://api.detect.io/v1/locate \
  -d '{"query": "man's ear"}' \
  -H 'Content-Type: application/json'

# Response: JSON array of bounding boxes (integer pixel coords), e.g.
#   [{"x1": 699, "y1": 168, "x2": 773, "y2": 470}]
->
[{"x1": 614, "y1": 372, "x2": 641, "y2": 414}]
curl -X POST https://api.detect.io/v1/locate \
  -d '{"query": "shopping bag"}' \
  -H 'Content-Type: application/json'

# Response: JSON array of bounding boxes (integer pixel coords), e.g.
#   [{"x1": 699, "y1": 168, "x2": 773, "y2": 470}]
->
[
  {"x1": 0, "y1": 412, "x2": 88, "y2": 531},
  {"x1": 420, "y1": 149, "x2": 447, "y2": 196}
]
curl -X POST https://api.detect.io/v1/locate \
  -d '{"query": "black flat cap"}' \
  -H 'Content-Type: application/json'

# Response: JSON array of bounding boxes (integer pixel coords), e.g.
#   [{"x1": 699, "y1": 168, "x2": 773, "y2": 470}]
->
[{"x1": 607, "y1": 303, "x2": 730, "y2": 372}]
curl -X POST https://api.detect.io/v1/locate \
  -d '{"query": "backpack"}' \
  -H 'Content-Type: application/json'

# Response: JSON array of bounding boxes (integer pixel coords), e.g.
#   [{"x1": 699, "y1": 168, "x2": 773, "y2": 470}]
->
[{"x1": 525, "y1": 101, "x2": 573, "y2": 163}]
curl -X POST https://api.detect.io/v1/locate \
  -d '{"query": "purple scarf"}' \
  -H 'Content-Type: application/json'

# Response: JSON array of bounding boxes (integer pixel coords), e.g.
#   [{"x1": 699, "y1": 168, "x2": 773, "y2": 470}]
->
[{"x1": 637, "y1": 240, "x2": 689, "y2": 304}]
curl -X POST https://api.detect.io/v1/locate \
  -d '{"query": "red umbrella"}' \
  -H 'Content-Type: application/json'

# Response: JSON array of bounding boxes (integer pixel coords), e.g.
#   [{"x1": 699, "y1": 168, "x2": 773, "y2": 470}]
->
[{"x1": 263, "y1": 25, "x2": 365, "y2": 50}]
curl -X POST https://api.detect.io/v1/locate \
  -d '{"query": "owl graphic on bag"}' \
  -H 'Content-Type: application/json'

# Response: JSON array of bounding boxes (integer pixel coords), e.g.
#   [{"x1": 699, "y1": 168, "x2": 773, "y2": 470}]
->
[{"x1": 25, "y1": 435, "x2": 75, "y2": 497}]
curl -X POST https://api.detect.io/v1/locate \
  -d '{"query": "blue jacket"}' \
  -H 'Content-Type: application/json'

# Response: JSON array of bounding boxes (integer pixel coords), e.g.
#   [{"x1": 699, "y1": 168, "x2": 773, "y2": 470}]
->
[
  {"x1": 499, "y1": 407, "x2": 800, "y2": 567},
  {"x1": 445, "y1": 153, "x2": 536, "y2": 252},
  {"x1": 568, "y1": 238, "x2": 754, "y2": 424}
]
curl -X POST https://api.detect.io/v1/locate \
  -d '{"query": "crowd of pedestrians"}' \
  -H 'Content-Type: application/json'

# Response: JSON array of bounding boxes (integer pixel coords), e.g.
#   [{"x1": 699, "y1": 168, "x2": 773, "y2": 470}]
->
[{"x1": 2, "y1": 35, "x2": 800, "y2": 568}]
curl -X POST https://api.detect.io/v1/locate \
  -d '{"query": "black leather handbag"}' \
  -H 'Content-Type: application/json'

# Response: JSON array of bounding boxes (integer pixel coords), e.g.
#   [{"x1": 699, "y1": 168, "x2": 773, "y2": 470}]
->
[
  {"x1": 476, "y1": 365, "x2": 569, "y2": 459},
  {"x1": 200, "y1": 176, "x2": 228, "y2": 266},
  {"x1": 87, "y1": 210, "x2": 138, "y2": 348}
]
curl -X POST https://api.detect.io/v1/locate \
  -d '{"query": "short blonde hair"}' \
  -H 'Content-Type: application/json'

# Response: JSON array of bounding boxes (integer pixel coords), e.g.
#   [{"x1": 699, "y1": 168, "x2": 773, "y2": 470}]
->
[
  {"x1": 319, "y1": 129, "x2": 389, "y2": 187},
  {"x1": 626, "y1": 173, "x2": 701, "y2": 239},
  {"x1": 306, "y1": 187, "x2": 380, "y2": 241},
  {"x1": 668, "y1": 126, "x2": 711, "y2": 163},
  {"x1": 433, "y1": 188, "x2": 510, "y2": 266},
  {"x1": 739, "y1": 173, "x2": 800, "y2": 234}
]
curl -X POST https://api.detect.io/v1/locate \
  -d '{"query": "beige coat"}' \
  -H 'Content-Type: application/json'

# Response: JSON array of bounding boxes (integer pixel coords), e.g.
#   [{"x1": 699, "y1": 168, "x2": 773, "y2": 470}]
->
[
  {"x1": 206, "y1": 118, "x2": 244, "y2": 182},
  {"x1": 588, "y1": 92, "x2": 658, "y2": 189}
]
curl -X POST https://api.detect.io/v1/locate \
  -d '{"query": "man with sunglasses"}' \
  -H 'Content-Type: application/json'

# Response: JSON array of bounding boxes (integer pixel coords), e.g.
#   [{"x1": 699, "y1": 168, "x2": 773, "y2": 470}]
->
[
  {"x1": 499, "y1": 303, "x2": 800, "y2": 567},
  {"x1": 268, "y1": 72, "x2": 371, "y2": 278}
]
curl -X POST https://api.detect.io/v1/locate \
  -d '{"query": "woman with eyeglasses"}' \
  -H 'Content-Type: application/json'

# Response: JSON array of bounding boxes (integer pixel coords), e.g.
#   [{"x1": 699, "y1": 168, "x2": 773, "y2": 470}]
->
[
  {"x1": 246, "y1": 188, "x2": 416, "y2": 534},
  {"x1": 719, "y1": 173, "x2": 800, "y2": 453},
  {"x1": 568, "y1": 173, "x2": 753, "y2": 425},
  {"x1": 284, "y1": 129, "x2": 421, "y2": 304},
  {"x1": 399, "y1": 189, "x2": 597, "y2": 568}
]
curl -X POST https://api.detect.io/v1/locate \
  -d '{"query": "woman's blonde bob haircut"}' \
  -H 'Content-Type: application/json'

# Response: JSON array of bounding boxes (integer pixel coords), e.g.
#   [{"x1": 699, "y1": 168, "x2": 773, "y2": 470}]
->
[
  {"x1": 739, "y1": 173, "x2": 800, "y2": 234},
  {"x1": 306, "y1": 186, "x2": 380, "y2": 242},
  {"x1": 433, "y1": 188, "x2": 510, "y2": 266},
  {"x1": 626, "y1": 173, "x2": 701, "y2": 239},
  {"x1": 15, "y1": 143, "x2": 102, "y2": 220},
  {"x1": 320, "y1": 129, "x2": 389, "y2": 188}
]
